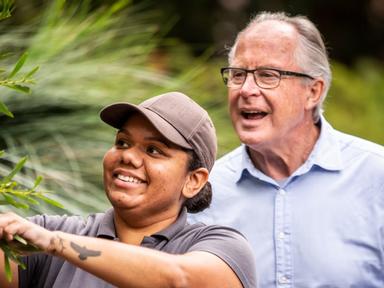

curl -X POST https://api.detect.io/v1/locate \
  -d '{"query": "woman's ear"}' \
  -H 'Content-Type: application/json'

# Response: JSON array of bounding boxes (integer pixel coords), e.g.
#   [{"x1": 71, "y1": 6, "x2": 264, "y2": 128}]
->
[{"x1": 182, "y1": 168, "x2": 209, "y2": 199}]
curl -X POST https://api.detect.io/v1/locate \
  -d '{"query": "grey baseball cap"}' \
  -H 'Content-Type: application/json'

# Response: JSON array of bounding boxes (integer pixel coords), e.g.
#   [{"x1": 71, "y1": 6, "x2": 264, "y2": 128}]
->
[{"x1": 100, "y1": 92, "x2": 217, "y2": 171}]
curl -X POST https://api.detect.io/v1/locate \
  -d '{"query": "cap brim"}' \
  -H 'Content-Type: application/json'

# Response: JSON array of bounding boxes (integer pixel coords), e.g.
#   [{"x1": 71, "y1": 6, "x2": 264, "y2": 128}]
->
[{"x1": 100, "y1": 103, "x2": 192, "y2": 149}]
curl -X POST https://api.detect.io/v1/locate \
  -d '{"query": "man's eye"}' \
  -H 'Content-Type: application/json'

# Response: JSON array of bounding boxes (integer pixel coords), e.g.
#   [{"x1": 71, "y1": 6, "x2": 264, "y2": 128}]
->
[
  {"x1": 232, "y1": 71, "x2": 245, "y2": 79},
  {"x1": 258, "y1": 70, "x2": 278, "y2": 78}
]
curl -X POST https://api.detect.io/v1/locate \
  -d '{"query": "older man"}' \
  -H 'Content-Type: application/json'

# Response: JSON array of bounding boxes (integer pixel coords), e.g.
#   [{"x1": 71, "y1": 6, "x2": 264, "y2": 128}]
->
[{"x1": 191, "y1": 11, "x2": 384, "y2": 287}]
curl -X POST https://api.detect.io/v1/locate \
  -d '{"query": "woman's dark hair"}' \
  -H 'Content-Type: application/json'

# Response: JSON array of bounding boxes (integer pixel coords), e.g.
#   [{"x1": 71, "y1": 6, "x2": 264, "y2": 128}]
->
[{"x1": 183, "y1": 149, "x2": 212, "y2": 213}]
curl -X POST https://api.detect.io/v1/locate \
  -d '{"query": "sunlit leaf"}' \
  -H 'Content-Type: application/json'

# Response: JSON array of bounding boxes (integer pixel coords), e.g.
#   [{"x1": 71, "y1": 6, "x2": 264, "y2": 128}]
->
[
  {"x1": 2, "y1": 193, "x2": 30, "y2": 209},
  {"x1": 32, "y1": 176, "x2": 43, "y2": 189},
  {"x1": 4, "y1": 84, "x2": 30, "y2": 93},
  {"x1": 23, "y1": 66, "x2": 40, "y2": 79},
  {"x1": 8, "y1": 52, "x2": 28, "y2": 79},
  {"x1": 3, "y1": 251, "x2": 12, "y2": 282},
  {"x1": 35, "y1": 194, "x2": 64, "y2": 208},
  {"x1": 0, "y1": 157, "x2": 28, "y2": 184},
  {"x1": 13, "y1": 235, "x2": 27, "y2": 245},
  {"x1": 0, "y1": 101, "x2": 14, "y2": 117}
]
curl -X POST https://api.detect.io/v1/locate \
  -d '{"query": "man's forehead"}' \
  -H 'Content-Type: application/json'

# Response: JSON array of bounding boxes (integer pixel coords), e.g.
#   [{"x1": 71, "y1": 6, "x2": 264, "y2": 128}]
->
[
  {"x1": 241, "y1": 20, "x2": 298, "y2": 44},
  {"x1": 233, "y1": 24, "x2": 298, "y2": 67}
]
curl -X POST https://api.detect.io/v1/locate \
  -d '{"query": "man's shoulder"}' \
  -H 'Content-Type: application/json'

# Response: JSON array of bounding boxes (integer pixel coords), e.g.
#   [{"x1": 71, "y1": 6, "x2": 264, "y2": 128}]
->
[
  {"x1": 208, "y1": 146, "x2": 245, "y2": 184},
  {"x1": 213, "y1": 146, "x2": 244, "y2": 170},
  {"x1": 331, "y1": 130, "x2": 384, "y2": 180},
  {"x1": 217, "y1": 145, "x2": 244, "y2": 161},
  {"x1": 334, "y1": 129, "x2": 384, "y2": 159}
]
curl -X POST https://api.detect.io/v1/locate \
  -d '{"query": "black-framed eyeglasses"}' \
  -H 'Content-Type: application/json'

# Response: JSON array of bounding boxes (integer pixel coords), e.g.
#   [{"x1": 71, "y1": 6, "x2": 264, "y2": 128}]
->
[{"x1": 220, "y1": 67, "x2": 314, "y2": 89}]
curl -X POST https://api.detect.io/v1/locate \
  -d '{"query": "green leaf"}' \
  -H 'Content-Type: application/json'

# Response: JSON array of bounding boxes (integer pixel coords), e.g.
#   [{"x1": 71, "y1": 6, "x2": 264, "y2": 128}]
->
[
  {"x1": 8, "y1": 52, "x2": 28, "y2": 79},
  {"x1": 3, "y1": 252, "x2": 12, "y2": 282},
  {"x1": 4, "y1": 84, "x2": 31, "y2": 94},
  {"x1": 0, "y1": 0, "x2": 14, "y2": 21},
  {"x1": 0, "y1": 156, "x2": 27, "y2": 184},
  {"x1": 35, "y1": 194, "x2": 64, "y2": 208},
  {"x1": 32, "y1": 176, "x2": 43, "y2": 189},
  {"x1": 7, "y1": 192, "x2": 39, "y2": 206},
  {"x1": 24, "y1": 196, "x2": 40, "y2": 206},
  {"x1": 2, "y1": 193, "x2": 30, "y2": 209},
  {"x1": 23, "y1": 66, "x2": 40, "y2": 79},
  {"x1": 0, "y1": 101, "x2": 14, "y2": 117},
  {"x1": 0, "y1": 240, "x2": 27, "y2": 270},
  {"x1": 13, "y1": 235, "x2": 27, "y2": 245}
]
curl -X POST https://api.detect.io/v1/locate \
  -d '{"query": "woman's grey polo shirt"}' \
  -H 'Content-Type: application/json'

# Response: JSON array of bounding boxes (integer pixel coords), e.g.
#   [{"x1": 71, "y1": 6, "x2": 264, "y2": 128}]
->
[{"x1": 19, "y1": 208, "x2": 256, "y2": 288}]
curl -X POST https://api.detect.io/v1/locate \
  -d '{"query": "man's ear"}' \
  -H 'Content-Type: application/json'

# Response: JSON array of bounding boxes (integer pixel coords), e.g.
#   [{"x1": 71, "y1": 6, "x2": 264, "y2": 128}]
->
[
  {"x1": 182, "y1": 168, "x2": 209, "y2": 199},
  {"x1": 305, "y1": 78, "x2": 324, "y2": 110}
]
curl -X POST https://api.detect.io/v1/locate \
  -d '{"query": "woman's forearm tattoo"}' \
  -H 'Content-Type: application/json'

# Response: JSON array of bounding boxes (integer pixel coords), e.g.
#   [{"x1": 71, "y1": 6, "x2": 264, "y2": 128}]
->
[
  {"x1": 49, "y1": 235, "x2": 65, "y2": 255},
  {"x1": 70, "y1": 241, "x2": 101, "y2": 260}
]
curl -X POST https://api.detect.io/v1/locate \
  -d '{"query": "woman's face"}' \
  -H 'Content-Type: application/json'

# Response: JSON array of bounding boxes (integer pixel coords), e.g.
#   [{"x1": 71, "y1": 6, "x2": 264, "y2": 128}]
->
[{"x1": 103, "y1": 113, "x2": 191, "y2": 221}]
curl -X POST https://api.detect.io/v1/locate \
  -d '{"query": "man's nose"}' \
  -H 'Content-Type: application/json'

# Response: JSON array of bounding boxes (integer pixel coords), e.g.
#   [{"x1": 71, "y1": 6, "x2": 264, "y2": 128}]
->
[{"x1": 240, "y1": 73, "x2": 262, "y2": 94}]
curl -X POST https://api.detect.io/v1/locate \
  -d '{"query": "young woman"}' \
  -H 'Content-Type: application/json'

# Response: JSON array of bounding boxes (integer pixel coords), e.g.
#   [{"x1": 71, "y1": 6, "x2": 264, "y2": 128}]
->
[{"x1": 0, "y1": 92, "x2": 255, "y2": 288}]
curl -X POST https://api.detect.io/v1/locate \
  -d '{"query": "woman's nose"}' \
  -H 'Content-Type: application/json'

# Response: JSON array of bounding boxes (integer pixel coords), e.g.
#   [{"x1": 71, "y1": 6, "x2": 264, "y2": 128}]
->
[{"x1": 121, "y1": 148, "x2": 143, "y2": 168}]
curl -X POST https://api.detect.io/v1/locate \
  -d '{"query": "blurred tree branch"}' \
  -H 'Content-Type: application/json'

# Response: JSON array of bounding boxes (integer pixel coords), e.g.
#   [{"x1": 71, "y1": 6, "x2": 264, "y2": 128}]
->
[
  {"x1": 0, "y1": 0, "x2": 13, "y2": 21},
  {"x1": 0, "y1": 0, "x2": 63, "y2": 282}
]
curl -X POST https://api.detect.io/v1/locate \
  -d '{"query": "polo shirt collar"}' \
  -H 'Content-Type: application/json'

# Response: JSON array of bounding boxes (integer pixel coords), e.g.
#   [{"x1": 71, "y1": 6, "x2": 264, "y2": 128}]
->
[
  {"x1": 95, "y1": 207, "x2": 187, "y2": 241},
  {"x1": 150, "y1": 207, "x2": 188, "y2": 240},
  {"x1": 96, "y1": 208, "x2": 116, "y2": 239},
  {"x1": 235, "y1": 116, "x2": 343, "y2": 183}
]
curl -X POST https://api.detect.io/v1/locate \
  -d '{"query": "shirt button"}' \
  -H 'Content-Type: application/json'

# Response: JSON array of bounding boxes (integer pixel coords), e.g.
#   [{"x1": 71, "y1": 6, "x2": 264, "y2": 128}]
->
[
  {"x1": 278, "y1": 275, "x2": 289, "y2": 284},
  {"x1": 278, "y1": 232, "x2": 285, "y2": 240},
  {"x1": 279, "y1": 188, "x2": 286, "y2": 195}
]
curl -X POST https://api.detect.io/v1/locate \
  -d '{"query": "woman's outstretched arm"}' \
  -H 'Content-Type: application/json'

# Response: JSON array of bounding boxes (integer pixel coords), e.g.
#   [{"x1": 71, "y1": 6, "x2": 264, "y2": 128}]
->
[{"x1": 0, "y1": 212, "x2": 243, "y2": 288}]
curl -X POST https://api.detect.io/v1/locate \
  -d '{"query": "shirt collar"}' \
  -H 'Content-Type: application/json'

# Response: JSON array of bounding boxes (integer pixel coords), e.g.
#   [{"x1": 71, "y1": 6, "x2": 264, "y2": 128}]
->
[
  {"x1": 304, "y1": 116, "x2": 343, "y2": 172},
  {"x1": 150, "y1": 207, "x2": 188, "y2": 240},
  {"x1": 224, "y1": 144, "x2": 271, "y2": 183},
  {"x1": 234, "y1": 116, "x2": 343, "y2": 182},
  {"x1": 96, "y1": 207, "x2": 117, "y2": 239},
  {"x1": 96, "y1": 207, "x2": 188, "y2": 241}
]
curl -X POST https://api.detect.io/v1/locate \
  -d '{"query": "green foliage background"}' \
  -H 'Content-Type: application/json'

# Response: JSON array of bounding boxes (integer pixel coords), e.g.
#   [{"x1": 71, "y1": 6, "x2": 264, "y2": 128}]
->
[{"x1": 1, "y1": 0, "x2": 383, "y2": 216}]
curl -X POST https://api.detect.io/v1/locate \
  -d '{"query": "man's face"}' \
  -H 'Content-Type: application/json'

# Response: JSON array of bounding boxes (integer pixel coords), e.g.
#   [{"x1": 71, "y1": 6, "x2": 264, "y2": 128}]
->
[{"x1": 228, "y1": 21, "x2": 317, "y2": 151}]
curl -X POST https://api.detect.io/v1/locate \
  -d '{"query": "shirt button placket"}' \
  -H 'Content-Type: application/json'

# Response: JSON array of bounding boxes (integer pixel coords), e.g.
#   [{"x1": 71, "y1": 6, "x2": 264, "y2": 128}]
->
[{"x1": 275, "y1": 188, "x2": 292, "y2": 287}]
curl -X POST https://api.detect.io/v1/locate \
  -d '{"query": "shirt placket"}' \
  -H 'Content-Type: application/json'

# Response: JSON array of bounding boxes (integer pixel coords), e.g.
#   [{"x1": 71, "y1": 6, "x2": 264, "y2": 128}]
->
[{"x1": 274, "y1": 187, "x2": 293, "y2": 287}]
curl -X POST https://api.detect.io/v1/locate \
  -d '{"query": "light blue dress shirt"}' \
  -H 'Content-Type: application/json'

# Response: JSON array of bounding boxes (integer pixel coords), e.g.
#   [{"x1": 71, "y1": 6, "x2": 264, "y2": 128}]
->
[{"x1": 190, "y1": 117, "x2": 384, "y2": 288}]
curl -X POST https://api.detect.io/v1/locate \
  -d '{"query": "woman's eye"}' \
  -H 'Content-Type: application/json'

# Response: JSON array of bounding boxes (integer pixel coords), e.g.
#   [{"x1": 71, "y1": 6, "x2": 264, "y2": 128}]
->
[
  {"x1": 147, "y1": 145, "x2": 162, "y2": 155},
  {"x1": 115, "y1": 139, "x2": 130, "y2": 148}
]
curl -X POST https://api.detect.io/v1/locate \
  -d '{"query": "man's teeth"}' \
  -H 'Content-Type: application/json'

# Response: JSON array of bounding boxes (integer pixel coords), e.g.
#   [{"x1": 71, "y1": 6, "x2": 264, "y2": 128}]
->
[
  {"x1": 117, "y1": 174, "x2": 142, "y2": 184},
  {"x1": 242, "y1": 111, "x2": 267, "y2": 119}
]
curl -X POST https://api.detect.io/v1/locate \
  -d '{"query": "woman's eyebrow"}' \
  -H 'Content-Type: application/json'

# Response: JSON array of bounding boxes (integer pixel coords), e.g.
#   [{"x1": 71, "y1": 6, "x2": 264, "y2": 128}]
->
[
  {"x1": 117, "y1": 128, "x2": 129, "y2": 134},
  {"x1": 144, "y1": 136, "x2": 171, "y2": 148},
  {"x1": 117, "y1": 129, "x2": 171, "y2": 148}
]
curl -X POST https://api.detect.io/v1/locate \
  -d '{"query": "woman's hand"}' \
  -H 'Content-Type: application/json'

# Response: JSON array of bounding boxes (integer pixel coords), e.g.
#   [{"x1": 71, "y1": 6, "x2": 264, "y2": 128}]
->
[{"x1": 0, "y1": 212, "x2": 52, "y2": 254}]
